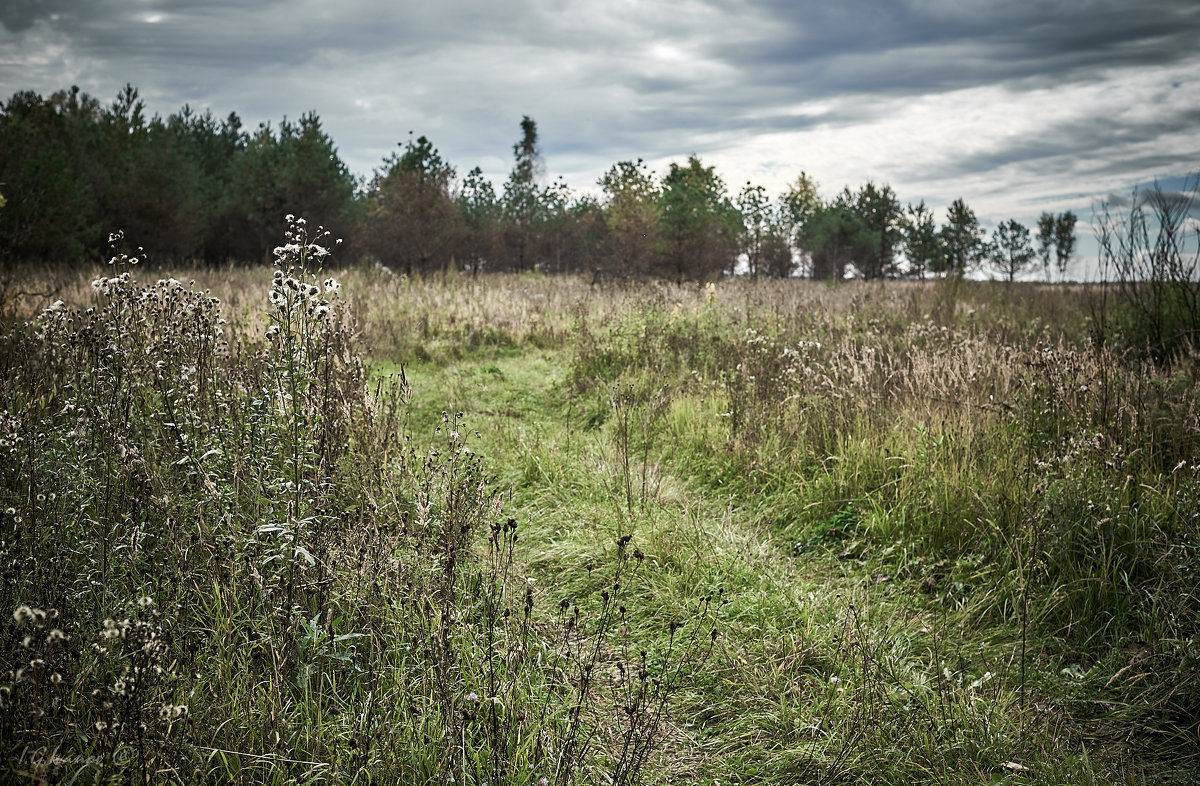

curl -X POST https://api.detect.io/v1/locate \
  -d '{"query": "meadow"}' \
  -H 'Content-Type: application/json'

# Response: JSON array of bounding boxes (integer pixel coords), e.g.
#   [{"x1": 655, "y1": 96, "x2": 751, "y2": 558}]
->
[{"x1": 2, "y1": 231, "x2": 1198, "y2": 784}]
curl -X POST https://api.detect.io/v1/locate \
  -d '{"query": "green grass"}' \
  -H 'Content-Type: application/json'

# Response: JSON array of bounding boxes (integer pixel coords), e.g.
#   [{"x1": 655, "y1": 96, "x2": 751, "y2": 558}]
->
[{"x1": 3, "y1": 259, "x2": 1199, "y2": 784}]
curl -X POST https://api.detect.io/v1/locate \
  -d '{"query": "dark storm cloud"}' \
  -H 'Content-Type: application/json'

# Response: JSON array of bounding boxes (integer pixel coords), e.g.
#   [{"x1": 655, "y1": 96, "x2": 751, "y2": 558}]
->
[
  {"x1": 729, "y1": 0, "x2": 1200, "y2": 90},
  {"x1": 933, "y1": 107, "x2": 1200, "y2": 181},
  {"x1": 0, "y1": 0, "x2": 76, "y2": 33},
  {"x1": 1, "y1": 0, "x2": 550, "y2": 92}
]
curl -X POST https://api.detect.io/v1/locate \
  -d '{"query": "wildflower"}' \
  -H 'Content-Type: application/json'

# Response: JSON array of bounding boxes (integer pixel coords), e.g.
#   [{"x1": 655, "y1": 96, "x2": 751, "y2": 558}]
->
[
  {"x1": 50, "y1": 672, "x2": 63, "y2": 685},
  {"x1": 46, "y1": 629, "x2": 67, "y2": 643},
  {"x1": 464, "y1": 691, "x2": 479, "y2": 703},
  {"x1": 13, "y1": 605, "x2": 34, "y2": 624},
  {"x1": 323, "y1": 277, "x2": 340, "y2": 293},
  {"x1": 137, "y1": 596, "x2": 153, "y2": 608}
]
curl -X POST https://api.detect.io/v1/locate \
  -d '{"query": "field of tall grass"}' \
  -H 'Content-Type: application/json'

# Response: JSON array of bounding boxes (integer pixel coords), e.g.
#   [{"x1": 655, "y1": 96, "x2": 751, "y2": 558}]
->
[{"x1": 2, "y1": 232, "x2": 1199, "y2": 784}]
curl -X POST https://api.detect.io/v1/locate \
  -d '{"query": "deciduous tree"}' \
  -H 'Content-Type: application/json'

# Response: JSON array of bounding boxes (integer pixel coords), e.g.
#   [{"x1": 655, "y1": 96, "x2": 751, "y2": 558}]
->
[
  {"x1": 779, "y1": 172, "x2": 821, "y2": 274},
  {"x1": 1036, "y1": 211, "x2": 1056, "y2": 281},
  {"x1": 657, "y1": 156, "x2": 739, "y2": 283},
  {"x1": 1053, "y1": 211, "x2": 1077, "y2": 279},
  {"x1": 736, "y1": 181, "x2": 772, "y2": 278},
  {"x1": 990, "y1": 218, "x2": 1035, "y2": 282},
  {"x1": 938, "y1": 198, "x2": 985, "y2": 278},
  {"x1": 598, "y1": 159, "x2": 660, "y2": 279}
]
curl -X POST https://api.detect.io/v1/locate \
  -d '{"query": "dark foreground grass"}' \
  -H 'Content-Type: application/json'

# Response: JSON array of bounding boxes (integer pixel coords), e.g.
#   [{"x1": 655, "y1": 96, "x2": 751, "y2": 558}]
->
[{"x1": 2, "y1": 251, "x2": 1198, "y2": 784}]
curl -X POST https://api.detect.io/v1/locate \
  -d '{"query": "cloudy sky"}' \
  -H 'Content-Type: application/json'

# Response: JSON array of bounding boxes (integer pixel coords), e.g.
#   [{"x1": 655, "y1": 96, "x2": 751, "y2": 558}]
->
[{"x1": 2, "y1": 0, "x2": 1198, "y2": 272}]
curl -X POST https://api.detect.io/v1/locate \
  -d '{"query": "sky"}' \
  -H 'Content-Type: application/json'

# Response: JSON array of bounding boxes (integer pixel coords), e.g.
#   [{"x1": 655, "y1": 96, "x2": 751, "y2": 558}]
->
[{"x1": 2, "y1": 0, "x2": 1199, "y2": 277}]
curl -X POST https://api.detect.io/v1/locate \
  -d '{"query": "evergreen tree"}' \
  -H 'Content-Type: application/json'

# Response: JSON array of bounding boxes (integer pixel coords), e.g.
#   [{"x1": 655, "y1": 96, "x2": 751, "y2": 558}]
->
[
  {"x1": 0, "y1": 88, "x2": 99, "y2": 263},
  {"x1": 226, "y1": 112, "x2": 355, "y2": 264},
  {"x1": 851, "y1": 181, "x2": 902, "y2": 279},
  {"x1": 457, "y1": 166, "x2": 501, "y2": 277},
  {"x1": 902, "y1": 201, "x2": 942, "y2": 280},
  {"x1": 197, "y1": 111, "x2": 249, "y2": 264},
  {"x1": 365, "y1": 134, "x2": 460, "y2": 276},
  {"x1": 760, "y1": 224, "x2": 796, "y2": 278},
  {"x1": 502, "y1": 115, "x2": 544, "y2": 271},
  {"x1": 804, "y1": 192, "x2": 876, "y2": 280}
]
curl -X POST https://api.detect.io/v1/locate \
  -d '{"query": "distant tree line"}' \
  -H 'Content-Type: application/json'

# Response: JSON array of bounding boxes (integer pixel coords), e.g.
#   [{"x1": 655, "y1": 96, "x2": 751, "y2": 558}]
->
[{"x1": 0, "y1": 85, "x2": 1076, "y2": 280}]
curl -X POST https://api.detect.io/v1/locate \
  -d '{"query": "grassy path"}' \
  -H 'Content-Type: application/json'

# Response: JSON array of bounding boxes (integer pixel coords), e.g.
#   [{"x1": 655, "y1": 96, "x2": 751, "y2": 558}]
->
[{"x1": 394, "y1": 346, "x2": 1103, "y2": 785}]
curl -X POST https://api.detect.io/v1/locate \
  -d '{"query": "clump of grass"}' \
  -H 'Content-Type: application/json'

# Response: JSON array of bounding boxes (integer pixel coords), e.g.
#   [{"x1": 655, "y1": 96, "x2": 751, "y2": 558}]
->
[
  {"x1": 1, "y1": 223, "x2": 716, "y2": 784},
  {"x1": 558, "y1": 277, "x2": 1200, "y2": 779}
]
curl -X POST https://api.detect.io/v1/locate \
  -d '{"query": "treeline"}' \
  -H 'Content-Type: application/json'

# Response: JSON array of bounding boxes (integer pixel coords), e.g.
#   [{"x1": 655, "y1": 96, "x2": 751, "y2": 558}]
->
[{"x1": 0, "y1": 85, "x2": 1075, "y2": 280}]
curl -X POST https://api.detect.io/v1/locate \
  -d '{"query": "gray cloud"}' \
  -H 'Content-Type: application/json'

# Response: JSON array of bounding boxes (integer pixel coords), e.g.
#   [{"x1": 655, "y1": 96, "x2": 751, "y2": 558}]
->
[
  {"x1": 0, "y1": 0, "x2": 77, "y2": 33},
  {"x1": 930, "y1": 106, "x2": 1200, "y2": 181},
  {"x1": 0, "y1": 0, "x2": 1197, "y2": 234}
]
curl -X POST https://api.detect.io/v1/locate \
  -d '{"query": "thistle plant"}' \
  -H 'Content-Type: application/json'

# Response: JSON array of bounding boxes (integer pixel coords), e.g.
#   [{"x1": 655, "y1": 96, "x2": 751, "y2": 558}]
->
[{"x1": 255, "y1": 217, "x2": 345, "y2": 611}]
